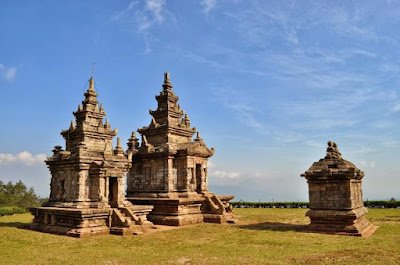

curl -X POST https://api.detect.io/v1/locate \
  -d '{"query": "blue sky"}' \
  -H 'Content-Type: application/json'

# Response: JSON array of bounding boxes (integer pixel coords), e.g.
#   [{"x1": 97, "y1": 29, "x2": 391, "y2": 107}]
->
[{"x1": 0, "y1": 0, "x2": 399, "y2": 201}]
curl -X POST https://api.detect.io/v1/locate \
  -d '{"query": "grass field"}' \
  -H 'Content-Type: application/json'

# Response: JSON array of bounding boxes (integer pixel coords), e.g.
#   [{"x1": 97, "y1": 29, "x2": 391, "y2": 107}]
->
[{"x1": 0, "y1": 208, "x2": 399, "y2": 265}]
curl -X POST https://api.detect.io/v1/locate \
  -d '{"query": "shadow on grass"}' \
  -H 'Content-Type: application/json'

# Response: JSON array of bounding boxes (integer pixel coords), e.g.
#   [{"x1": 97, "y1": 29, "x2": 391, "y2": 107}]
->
[
  {"x1": 0, "y1": 221, "x2": 26, "y2": 228},
  {"x1": 239, "y1": 222, "x2": 308, "y2": 232}
]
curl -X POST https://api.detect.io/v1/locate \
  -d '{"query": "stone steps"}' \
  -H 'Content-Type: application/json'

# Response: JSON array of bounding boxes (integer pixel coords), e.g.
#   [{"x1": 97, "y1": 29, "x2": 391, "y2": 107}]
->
[{"x1": 110, "y1": 207, "x2": 154, "y2": 236}]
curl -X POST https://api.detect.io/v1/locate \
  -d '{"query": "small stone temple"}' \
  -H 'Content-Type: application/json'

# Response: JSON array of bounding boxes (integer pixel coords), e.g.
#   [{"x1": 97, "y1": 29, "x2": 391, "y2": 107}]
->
[
  {"x1": 301, "y1": 141, "x2": 377, "y2": 237},
  {"x1": 126, "y1": 73, "x2": 235, "y2": 225},
  {"x1": 29, "y1": 77, "x2": 153, "y2": 237}
]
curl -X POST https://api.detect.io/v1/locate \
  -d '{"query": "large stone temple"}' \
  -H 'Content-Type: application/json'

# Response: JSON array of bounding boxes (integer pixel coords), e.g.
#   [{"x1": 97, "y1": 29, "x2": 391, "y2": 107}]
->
[
  {"x1": 28, "y1": 72, "x2": 235, "y2": 236},
  {"x1": 29, "y1": 77, "x2": 153, "y2": 237},
  {"x1": 126, "y1": 73, "x2": 235, "y2": 225},
  {"x1": 301, "y1": 141, "x2": 377, "y2": 237}
]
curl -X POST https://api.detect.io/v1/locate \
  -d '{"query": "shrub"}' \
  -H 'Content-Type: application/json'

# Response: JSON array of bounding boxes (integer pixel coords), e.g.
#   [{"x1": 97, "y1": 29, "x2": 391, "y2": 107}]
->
[
  {"x1": 0, "y1": 206, "x2": 26, "y2": 216},
  {"x1": 232, "y1": 200, "x2": 400, "y2": 209}
]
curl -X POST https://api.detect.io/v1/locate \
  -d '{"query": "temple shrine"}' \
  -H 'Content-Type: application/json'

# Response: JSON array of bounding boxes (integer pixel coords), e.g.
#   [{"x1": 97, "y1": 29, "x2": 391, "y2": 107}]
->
[
  {"x1": 29, "y1": 77, "x2": 153, "y2": 237},
  {"x1": 301, "y1": 141, "x2": 377, "y2": 237},
  {"x1": 126, "y1": 73, "x2": 235, "y2": 225}
]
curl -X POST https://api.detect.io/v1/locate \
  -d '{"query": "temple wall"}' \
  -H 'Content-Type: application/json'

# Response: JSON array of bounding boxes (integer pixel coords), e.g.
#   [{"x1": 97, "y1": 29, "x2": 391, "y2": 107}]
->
[
  {"x1": 128, "y1": 156, "x2": 209, "y2": 193},
  {"x1": 146, "y1": 134, "x2": 167, "y2": 147},
  {"x1": 308, "y1": 180, "x2": 352, "y2": 209},
  {"x1": 85, "y1": 115, "x2": 101, "y2": 127},
  {"x1": 89, "y1": 174, "x2": 100, "y2": 201},
  {"x1": 49, "y1": 168, "x2": 80, "y2": 202},
  {"x1": 129, "y1": 158, "x2": 168, "y2": 192},
  {"x1": 350, "y1": 180, "x2": 364, "y2": 208},
  {"x1": 168, "y1": 157, "x2": 178, "y2": 191},
  {"x1": 84, "y1": 137, "x2": 111, "y2": 153},
  {"x1": 168, "y1": 134, "x2": 191, "y2": 144},
  {"x1": 175, "y1": 157, "x2": 188, "y2": 191},
  {"x1": 185, "y1": 157, "x2": 208, "y2": 192}
]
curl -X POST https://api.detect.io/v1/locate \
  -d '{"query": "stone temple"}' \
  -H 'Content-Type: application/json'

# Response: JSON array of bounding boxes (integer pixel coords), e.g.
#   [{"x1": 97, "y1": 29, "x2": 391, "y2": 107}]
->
[
  {"x1": 28, "y1": 72, "x2": 235, "y2": 236},
  {"x1": 29, "y1": 77, "x2": 153, "y2": 237},
  {"x1": 126, "y1": 73, "x2": 235, "y2": 225},
  {"x1": 301, "y1": 141, "x2": 377, "y2": 237}
]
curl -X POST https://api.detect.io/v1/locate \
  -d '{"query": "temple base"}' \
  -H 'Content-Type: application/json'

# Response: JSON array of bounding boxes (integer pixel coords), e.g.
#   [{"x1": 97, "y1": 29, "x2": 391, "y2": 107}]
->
[
  {"x1": 127, "y1": 193, "x2": 236, "y2": 226},
  {"x1": 28, "y1": 205, "x2": 154, "y2": 237},
  {"x1": 127, "y1": 197, "x2": 204, "y2": 226},
  {"x1": 306, "y1": 206, "x2": 378, "y2": 237}
]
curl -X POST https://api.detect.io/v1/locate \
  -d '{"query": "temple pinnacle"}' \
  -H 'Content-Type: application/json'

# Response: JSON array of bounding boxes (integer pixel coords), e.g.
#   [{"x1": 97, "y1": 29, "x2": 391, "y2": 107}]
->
[
  {"x1": 89, "y1": 77, "x2": 95, "y2": 92},
  {"x1": 164, "y1": 72, "x2": 170, "y2": 82},
  {"x1": 162, "y1": 71, "x2": 173, "y2": 90}
]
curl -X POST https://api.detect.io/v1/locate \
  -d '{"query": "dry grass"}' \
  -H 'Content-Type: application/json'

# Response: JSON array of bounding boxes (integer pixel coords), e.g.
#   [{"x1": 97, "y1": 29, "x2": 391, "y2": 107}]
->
[{"x1": 0, "y1": 208, "x2": 399, "y2": 265}]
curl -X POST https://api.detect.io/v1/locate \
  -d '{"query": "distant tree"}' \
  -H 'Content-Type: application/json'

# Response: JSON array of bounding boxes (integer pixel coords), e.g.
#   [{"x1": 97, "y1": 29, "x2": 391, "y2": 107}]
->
[{"x1": 0, "y1": 180, "x2": 42, "y2": 208}]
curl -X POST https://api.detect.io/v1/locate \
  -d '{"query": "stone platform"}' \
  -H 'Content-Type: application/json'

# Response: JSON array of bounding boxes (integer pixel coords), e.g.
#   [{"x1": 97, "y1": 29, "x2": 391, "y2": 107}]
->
[
  {"x1": 28, "y1": 205, "x2": 154, "y2": 237},
  {"x1": 306, "y1": 207, "x2": 378, "y2": 237},
  {"x1": 127, "y1": 194, "x2": 235, "y2": 226},
  {"x1": 128, "y1": 196, "x2": 204, "y2": 226}
]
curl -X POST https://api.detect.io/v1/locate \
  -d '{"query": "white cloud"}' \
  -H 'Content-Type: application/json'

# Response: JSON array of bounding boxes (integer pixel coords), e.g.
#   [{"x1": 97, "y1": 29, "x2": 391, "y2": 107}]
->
[
  {"x1": 145, "y1": 0, "x2": 165, "y2": 23},
  {"x1": 229, "y1": 104, "x2": 263, "y2": 130},
  {"x1": 200, "y1": 0, "x2": 217, "y2": 14},
  {"x1": 211, "y1": 86, "x2": 267, "y2": 133},
  {"x1": 211, "y1": 170, "x2": 240, "y2": 179},
  {"x1": 360, "y1": 160, "x2": 376, "y2": 169},
  {"x1": 111, "y1": 0, "x2": 169, "y2": 53},
  {"x1": 392, "y1": 103, "x2": 400, "y2": 112},
  {"x1": 111, "y1": 1, "x2": 138, "y2": 21},
  {"x1": 0, "y1": 64, "x2": 17, "y2": 82},
  {"x1": 111, "y1": 0, "x2": 167, "y2": 31},
  {"x1": 132, "y1": 0, "x2": 167, "y2": 32},
  {"x1": 208, "y1": 160, "x2": 240, "y2": 180},
  {"x1": 0, "y1": 151, "x2": 47, "y2": 166}
]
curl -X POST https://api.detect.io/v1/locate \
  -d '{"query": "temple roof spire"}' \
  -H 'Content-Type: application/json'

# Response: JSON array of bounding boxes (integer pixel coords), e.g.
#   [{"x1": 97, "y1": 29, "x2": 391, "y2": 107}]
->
[
  {"x1": 84, "y1": 76, "x2": 97, "y2": 104},
  {"x1": 162, "y1": 71, "x2": 173, "y2": 91},
  {"x1": 89, "y1": 76, "x2": 95, "y2": 92}
]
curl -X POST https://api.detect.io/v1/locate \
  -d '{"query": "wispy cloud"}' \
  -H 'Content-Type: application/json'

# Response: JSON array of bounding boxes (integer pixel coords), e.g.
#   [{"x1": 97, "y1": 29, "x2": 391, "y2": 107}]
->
[
  {"x1": 230, "y1": 104, "x2": 263, "y2": 130},
  {"x1": 0, "y1": 151, "x2": 46, "y2": 166},
  {"x1": 169, "y1": 2, "x2": 400, "y2": 153},
  {"x1": 0, "y1": 64, "x2": 17, "y2": 82},
  {"x1": 211, "y1": 170, "x2": 240, "y2": 179},
  {"x1": 136, "y1": 0, "x2": 166, "y2": 32},
  {"x1": 224, "y1": 1, "x2": 399, "y2": 48},
  {"x1": 200, "y1": 0, "x2": 217, "y2": 14},
  {"x1": 360, "y1": 160, "x2": 376, "y2": 169},
  {"x1": 392, "y1": 103, "x2": 400, "y2": 112},
  {"x1": 211, "y1": 86, "x2": 267, "y2": 132},
  {"x1": 111, "y1": 0, "x2": 169, "y2": 53},
  {"x1": 145, "y1": 0, "x2": 165, "y2": 22},
  {"x1": 111, "y1": 1, "x2": 138, "y2": 21}
]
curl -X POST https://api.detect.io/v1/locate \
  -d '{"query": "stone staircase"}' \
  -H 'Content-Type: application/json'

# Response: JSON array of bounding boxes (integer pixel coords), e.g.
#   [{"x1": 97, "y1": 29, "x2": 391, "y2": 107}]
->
[
  {"x1": 110, "y1": 207, "x2": 153, "y2": 235},
  {"x1": 202, "y1": 194, "x2": 236, "y2": 224}
]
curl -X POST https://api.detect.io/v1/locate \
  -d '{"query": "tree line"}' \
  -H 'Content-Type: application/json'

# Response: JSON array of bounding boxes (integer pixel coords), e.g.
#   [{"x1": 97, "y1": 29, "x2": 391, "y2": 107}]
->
[
  {"x1": 0, "y1": 180, "x2": 45, "y2": 216},
  {"x1": 231, "y1": 199, "x2": 400, "y2": 209}
]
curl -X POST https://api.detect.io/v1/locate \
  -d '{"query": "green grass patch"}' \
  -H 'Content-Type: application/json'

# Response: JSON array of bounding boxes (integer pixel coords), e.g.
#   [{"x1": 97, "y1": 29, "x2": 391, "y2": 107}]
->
[
  {"x1": 0, "y1": 209, "x2": 399, "y2": 264},
  {"x1": 0, "y1": 206, "x2": 26, "y2": 216}
]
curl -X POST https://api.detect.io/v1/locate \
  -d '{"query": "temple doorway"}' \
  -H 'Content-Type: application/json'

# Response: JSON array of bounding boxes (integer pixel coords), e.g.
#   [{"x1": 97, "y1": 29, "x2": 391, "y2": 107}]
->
[
  {"x1": 196, "y1": 164, "x2": 202, "y2": 193},
  {"x1": 108, "y1": 177, "x2": 118, "y2": 207}
]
